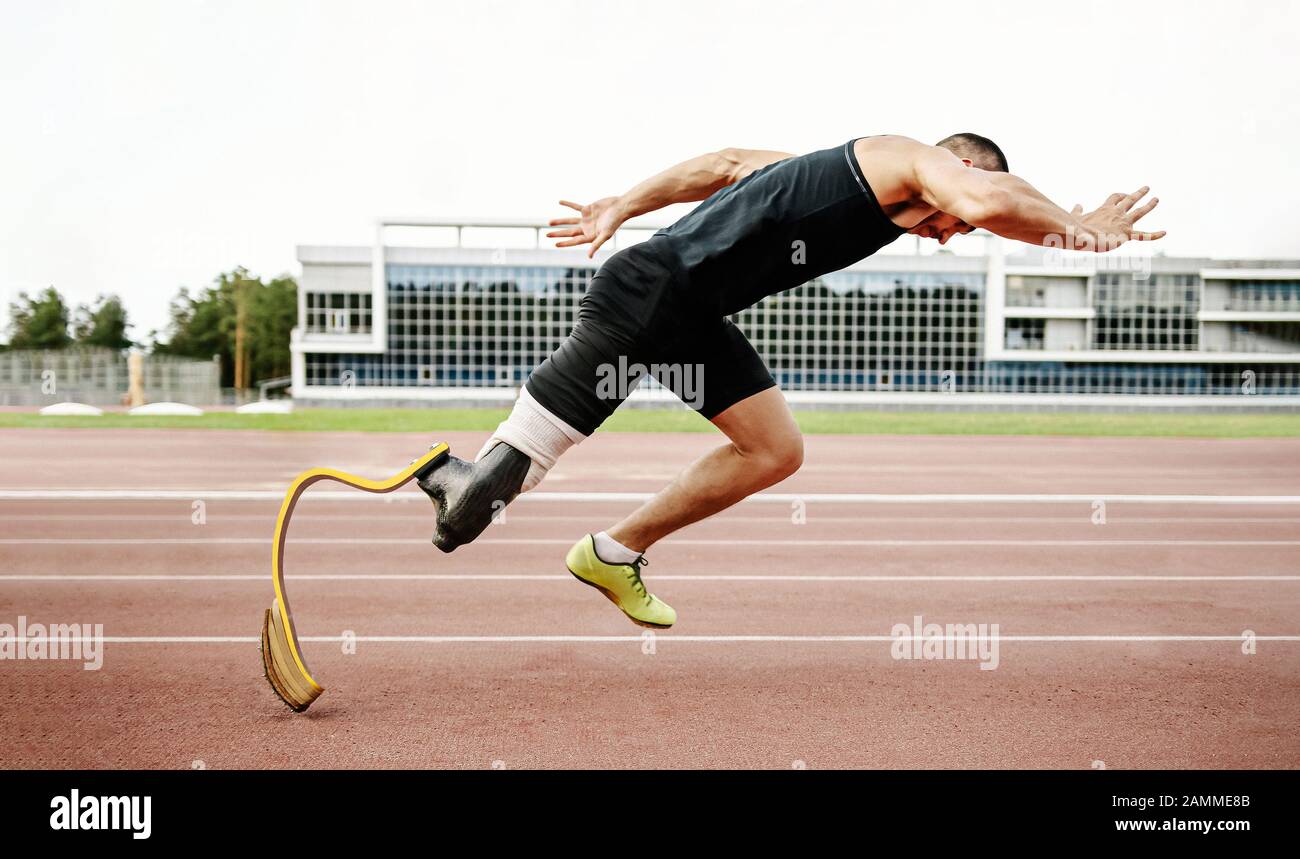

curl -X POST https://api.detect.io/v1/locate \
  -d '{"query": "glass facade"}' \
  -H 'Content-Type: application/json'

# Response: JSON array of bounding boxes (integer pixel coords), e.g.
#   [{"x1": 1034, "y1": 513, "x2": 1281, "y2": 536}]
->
[
  {"x1": 307, "y1": 264, "x2": 589, "y2": 388},
  {"x1": 1225, "y1": 280, "x2": 1300, "y2": 312},
  {"x1": 735, "y1": 272, "x2": 984, "y2": 391},
  {"x1": 984, "y1": 361, "x2": 1300, "y2": 395},
  {"x1": 298, "y1": 252, "x2": 1300, "y2": 398},
  {"x1": 1222, "y1": 321, "x2": 1300, "y2": 354},
  {"x1": 1092, "y1": 273, "x2": 1199, "y2": 351},
  {"x1": 305, "y1": 265, "x2": 989, "y2": 392}
]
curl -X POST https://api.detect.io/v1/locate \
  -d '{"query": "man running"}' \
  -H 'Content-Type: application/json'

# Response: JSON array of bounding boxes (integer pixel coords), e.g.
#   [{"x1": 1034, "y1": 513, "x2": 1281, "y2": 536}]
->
[{"x1": 415, "y1": 133, "x2": 1164, "y2": 628}]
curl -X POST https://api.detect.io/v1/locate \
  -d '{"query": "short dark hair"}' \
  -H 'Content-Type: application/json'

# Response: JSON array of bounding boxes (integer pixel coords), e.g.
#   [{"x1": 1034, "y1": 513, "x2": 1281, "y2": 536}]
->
[{"x1": 936, "y1": 132, "x2": 1009, "y2": 173}]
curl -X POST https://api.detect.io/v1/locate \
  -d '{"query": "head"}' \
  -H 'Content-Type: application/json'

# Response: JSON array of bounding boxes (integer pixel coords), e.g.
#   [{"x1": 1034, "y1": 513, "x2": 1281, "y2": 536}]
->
[{"x1": 908, "y1": 132, "x2": 1010, "y2": 244}]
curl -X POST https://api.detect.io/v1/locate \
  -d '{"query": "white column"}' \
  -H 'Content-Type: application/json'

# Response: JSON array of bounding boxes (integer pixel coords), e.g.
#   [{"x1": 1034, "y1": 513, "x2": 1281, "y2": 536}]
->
[
  {"x1": 983, "y1": 234, "x2": 1006, "y2": 359},
  {"x1": 371, "y1": 221, "x2": 388, "y2": 353},
  {"x1": 289, "y1": 327, "x2": 305, "y2": 397}
]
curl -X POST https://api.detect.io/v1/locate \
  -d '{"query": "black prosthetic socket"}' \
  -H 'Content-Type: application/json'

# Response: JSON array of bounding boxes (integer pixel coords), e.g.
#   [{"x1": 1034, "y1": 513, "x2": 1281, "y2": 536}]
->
[{"x1": 415, "y1": 442, "x2": 532, "y2": 553}]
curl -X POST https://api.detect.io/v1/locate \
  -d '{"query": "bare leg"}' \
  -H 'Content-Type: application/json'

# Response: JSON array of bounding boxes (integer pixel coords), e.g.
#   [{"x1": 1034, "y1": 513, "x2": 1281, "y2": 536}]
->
[{"x1": 606, "y1": 387, "x2": 802, "y2": 553}]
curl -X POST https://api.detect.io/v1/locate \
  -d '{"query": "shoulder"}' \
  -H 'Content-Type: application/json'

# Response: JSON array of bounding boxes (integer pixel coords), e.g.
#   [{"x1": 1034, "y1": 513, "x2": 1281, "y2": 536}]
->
[
  {"x1": 851, "y1": 136, "x2": 936, "y2": 205},
  {"x1": 853, "y1": 135, "x2": 932, "y2": 161}
]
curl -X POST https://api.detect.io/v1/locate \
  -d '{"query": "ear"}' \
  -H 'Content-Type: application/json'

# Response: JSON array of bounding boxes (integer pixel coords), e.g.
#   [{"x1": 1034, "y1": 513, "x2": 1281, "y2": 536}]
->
[{"x1": 960, "y1": 158, "x2": 974, "y2": 168}]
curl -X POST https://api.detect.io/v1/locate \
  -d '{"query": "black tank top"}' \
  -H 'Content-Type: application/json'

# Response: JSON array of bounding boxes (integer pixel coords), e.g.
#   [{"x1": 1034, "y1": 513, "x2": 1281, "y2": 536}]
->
[{"x1": 644, "y1": 139, "x2": 906, "y2": 317}]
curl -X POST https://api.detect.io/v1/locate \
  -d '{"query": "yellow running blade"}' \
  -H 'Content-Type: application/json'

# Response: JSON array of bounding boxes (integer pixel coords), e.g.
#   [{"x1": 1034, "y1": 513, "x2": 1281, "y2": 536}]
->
[{"x1": 260, "y1": 443, "x2": 450, "y2": 713}]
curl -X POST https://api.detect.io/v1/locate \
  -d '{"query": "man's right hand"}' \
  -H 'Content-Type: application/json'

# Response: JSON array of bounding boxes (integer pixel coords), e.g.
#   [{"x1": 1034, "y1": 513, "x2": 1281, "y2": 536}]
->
[
  {"x1": 546, "y1": 197, "x2": 627, "y2": 258},
  {"x1": 1075, "y1": 186, "x2": 1165, "y2": 251}
]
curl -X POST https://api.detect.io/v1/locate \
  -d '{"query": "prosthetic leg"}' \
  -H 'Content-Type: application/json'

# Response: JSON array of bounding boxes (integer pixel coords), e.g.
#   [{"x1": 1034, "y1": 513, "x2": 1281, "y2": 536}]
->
[
  {"x1": 262, "y1": 388, "x2": 576, "y2": 711},
  {"x1": 260, "y1": 443, "x2": 450, "y2": 713},
  {"x1": 417, "y1": 386, "x2": 584, "y2": 552},
  {"x1": 416, "y1": 443, "x2": 532, "y2": 552}
]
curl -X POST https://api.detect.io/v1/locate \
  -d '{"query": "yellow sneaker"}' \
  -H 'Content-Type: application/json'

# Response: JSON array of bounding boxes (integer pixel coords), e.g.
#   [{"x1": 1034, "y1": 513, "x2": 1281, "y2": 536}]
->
[{"x1": 566, "y1": 534, "x2": 676, "y2": 629}]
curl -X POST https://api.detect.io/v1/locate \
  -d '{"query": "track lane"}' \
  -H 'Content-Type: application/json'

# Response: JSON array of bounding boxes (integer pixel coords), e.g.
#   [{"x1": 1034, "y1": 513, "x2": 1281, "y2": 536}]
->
[{"x1": 2, "y1": 428, "x2": 1298, "y2": 768}]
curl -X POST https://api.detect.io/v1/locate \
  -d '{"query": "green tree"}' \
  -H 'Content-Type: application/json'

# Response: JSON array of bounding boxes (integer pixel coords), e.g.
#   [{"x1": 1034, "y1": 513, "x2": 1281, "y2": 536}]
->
[
  {"x1": 154, "y1": 267, "x2": 297, "y2": 388},
  {"x1": 154, "y1": 285, "x2": 232, "y2": 366},
  {"x1": 7, "y1": 287, "x2": 72, "y2": 350},
  {"x1": 245, "y1": 275, "x2": 298, "y2": 382},
  {"x1": 73, "y1": 294, "x2": 133, "y2": 350}
]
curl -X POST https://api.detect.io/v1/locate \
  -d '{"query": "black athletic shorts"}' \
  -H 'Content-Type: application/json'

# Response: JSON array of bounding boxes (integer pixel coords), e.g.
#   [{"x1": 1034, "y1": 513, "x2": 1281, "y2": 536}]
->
[{"x1": 524, "y1": 239, "x2": 777, "y2": 436}]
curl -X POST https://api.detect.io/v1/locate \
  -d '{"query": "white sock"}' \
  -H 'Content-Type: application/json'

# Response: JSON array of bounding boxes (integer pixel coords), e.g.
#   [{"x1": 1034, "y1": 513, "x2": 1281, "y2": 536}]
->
[
  {"x1": 476, "y1": 386, "x2": 587, "y2": 493},
  {"x1": 592, "y1": 531, "x2": 641, "y2": 565}
]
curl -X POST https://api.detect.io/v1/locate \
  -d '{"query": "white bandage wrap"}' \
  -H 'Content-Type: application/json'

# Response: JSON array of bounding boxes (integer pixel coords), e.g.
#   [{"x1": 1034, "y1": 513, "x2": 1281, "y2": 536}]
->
[{"x1": 476, "y1": 387, "x2": 587, "y2": 493}]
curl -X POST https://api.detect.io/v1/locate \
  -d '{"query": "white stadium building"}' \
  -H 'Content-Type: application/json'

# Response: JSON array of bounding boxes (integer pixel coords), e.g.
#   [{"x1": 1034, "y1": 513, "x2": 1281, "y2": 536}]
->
[{"x1": 291, "y1": 219, "x2": 1300, "y2": 412}]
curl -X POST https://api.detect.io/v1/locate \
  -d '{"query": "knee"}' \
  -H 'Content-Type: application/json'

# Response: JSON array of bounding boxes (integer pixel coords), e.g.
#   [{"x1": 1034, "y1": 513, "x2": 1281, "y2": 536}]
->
[{"x1": 751, "y1": 433, "x2": 803, "y2": 484}]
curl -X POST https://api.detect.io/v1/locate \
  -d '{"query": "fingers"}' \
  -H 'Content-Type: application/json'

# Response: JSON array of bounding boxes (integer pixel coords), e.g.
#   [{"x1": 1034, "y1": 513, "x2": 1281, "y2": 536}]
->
[
  {"x1": 1096, "y1": 234, "x2": 1126, "y2": 253},
  {"x1": 554, "y1": 236, "x2": 592, "y2": 248},
  {"x1": 545, "y1": 227, "x2": 582, "y2": 239},
  {"x1": 1130, "y1": 230, "x2": 1167, "y2": 242},
  {"x1": 558, "y1": 200, "x2": 584, "y2": 213},
  {"x1": 587, "y1": 230, "x2": 613, "y2": 258},
  {"x1": 1129, "y1": 195, "x2": 1159, "y2": 222},
  {"x1": 1103, "y1": 192, "x2": 1125, "y2": 207},
  {"x1": 1070, "y1": 204, "x2": 1083, "y2": 216},
  {"x1": 1117, "y1": 185, "x2": 1151, "y2": 212},
  {"x1": 548, "y1": 217, "x2": 580, "y2": 227}
]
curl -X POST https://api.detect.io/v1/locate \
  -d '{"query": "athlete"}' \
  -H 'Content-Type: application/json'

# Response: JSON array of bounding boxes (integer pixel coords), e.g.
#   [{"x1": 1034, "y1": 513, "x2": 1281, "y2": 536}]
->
[{"x1": 414, "y1": 133, "x2": 1164, "y2": 628}]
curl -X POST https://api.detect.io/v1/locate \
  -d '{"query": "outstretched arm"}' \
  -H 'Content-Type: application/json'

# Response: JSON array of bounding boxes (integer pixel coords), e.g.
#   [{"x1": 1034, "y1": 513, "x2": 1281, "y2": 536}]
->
[
  {"x1": 912, "y1": 147, "x2": 1165, "y2": 251},
  {"x1": 548, "y1": 148, "x2": 793, "y2": 256}
]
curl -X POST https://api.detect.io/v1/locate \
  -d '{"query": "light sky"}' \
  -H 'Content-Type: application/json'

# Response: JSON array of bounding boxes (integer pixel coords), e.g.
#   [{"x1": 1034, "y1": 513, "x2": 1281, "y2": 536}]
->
[{"x1": 3, "y1": 0, "x2": 1298, "y2": 338}]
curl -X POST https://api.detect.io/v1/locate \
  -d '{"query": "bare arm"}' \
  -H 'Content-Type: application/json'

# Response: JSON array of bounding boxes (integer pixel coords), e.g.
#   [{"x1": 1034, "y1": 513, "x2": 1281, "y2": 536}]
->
[
  {"x1": 614, "y1": 148, "x2": 793, "y2": 219},
  {"x1": 548, "y1": 148, "x2": 793, "y2": 257},
  {"x1": 913, "y1": 147, "x2": 1164, "y2": 251}
]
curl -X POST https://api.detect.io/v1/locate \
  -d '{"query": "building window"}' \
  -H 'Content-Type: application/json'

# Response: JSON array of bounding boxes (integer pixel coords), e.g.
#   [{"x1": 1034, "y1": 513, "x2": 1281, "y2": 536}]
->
[
  {"x1": 306, "y1": 292, "x2": 373, "y2": 334},
  {"x1": 1004, "y1": 318, "x2": 1045, "y2": 350},
  {"x1": 1091, "y1": 274, "x2": 1199, "y2": 351},
  {"x1": 1226, "y1": 280, "x2": 1300, "y2": 312},
  {"x1": 1006, "y1": 279, "x2": 1046, "y2": 308}
]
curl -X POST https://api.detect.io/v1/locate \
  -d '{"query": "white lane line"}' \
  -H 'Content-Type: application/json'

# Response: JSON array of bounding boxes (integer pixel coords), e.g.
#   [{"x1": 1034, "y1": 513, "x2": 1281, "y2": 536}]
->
[
  {"x1": 4, "y1": 537, "x2": 1298, "y2": 546},
  {"x1": 11, "y1": 635, "x2": 1300, "y2": 644},
  {"x1": 1, "y1": 514, "x2": 1297, "y2": 524},
  {"x1": 2, "y1": 490, "x2": 1299, "y2": 504},
  {"x1": 4, "y1": 574, "x2": 1300, "y2": 582}
]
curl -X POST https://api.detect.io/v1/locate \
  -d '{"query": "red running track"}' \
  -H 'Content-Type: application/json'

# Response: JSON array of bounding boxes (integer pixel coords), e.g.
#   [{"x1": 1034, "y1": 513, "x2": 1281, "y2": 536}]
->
[{"x1": 0, "y1": 427, "x2": 1298, "y2": 768}]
